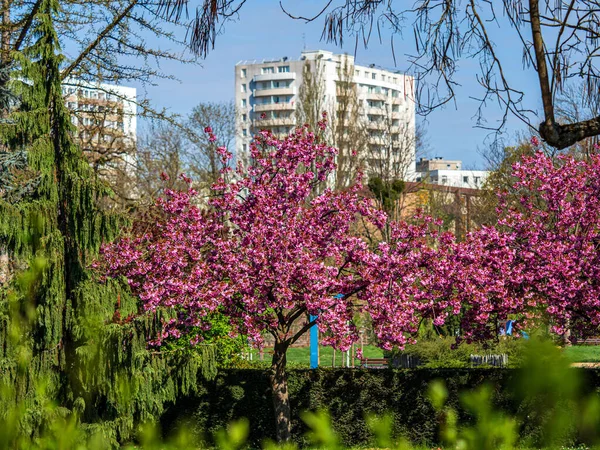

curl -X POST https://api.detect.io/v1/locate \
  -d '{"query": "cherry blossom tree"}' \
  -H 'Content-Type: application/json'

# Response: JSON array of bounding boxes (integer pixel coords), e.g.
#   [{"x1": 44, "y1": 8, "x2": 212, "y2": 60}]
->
[
  {"x1": 98, "y1": 120, "x2": 400, "y2": 441},
  {"x1": 444, "y1": 149, "x2": 600, "y2": 343}
]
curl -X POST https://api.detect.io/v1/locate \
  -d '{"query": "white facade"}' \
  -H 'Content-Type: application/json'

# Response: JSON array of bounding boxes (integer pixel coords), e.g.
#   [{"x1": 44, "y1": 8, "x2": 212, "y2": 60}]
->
[
  {"x1": 235, "y1": 50, "x2": 416, "y2": 180},
  {"x1": 416, "y1": 169, "x2": 489, "y2": 189},
  {"x1": 62, "y1": 79, "x2": 137, "y2": 144}
]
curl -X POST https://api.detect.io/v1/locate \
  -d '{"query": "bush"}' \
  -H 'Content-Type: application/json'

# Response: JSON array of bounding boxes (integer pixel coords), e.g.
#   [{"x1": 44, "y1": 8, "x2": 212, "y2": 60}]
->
[{"x1": 393, "y1": 336, "x2": 527, "y2": 368}]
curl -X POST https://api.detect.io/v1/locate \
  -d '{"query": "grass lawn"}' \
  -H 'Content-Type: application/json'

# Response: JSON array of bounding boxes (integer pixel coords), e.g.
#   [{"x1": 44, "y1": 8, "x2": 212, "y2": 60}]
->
[
  {"x1": 250, "y1": 344, "x2": 384, "y2": 367},
  {"x1": 563, "y1": 345, "x2": 600, "y2": 362},
  {"x1": 249, "y1": 344, "x2": 600, "y2": 366}
]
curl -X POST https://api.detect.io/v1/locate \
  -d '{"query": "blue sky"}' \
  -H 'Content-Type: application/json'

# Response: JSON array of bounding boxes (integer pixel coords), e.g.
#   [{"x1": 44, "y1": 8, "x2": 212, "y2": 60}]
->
[{"x1": 135, "y1": 1, "x2": 543, "y2": 169}]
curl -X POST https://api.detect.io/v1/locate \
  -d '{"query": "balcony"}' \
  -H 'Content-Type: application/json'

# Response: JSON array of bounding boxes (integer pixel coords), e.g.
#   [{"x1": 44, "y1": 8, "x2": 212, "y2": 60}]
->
[
  {"x1": 367, "y1": 107, "x2": 386, "y2": 115},
  {"x1": 253, "y1": 72, "x2": 296, "y2": 82},
  {"x1": 252, "y1": 87, "x2": 295, "y2": 97},
  {"x1": 365, "y1": 91, "x2": 388, "y2": 100},
  {"x1": 253, "y1": 103, "x2": 296, "y2": 112},
  {"x1": 367, "y1": 121, "x2": 385, "y2": 130},
  {"x1": 252, "y1": 117, "x2": 296, "y2": 127}
]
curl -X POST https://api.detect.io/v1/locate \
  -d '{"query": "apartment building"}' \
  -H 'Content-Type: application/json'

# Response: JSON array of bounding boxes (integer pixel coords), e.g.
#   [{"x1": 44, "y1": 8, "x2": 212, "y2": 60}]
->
[
  {"x1": 415, "y1": 157, "x2": 489, "y2": 189},
  {"x1": 62, "y1": 80, "x2": 136, "y2": 178},
  {"x1": 235, "y1": 50, "x2": 416, "y2": 181}
]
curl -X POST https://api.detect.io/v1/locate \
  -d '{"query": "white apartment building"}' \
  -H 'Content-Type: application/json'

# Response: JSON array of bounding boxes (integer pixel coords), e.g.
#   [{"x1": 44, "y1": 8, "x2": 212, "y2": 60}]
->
[
  {"x1": 235, "y1": 50, "x2": 416, "y2": 181},
  {"x1": 415, "y1": 158, "x2": 489, "y2": 189},
  {"x1": 62, "y1": 79, "x2": 137, "y2": 173}
]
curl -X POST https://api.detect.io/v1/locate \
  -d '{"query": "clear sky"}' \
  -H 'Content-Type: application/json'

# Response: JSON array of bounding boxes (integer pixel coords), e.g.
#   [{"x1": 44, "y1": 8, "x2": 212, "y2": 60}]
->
[{"x1": 134, "y1": 1, "x2": 544, "y2": 169}]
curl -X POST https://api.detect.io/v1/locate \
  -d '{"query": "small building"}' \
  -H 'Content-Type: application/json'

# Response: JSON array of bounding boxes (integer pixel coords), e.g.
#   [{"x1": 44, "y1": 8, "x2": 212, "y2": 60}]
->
[
  {"x1": 415, "y1": 158, "x2": 488, "y2": 189},
  {"x1": 416, "y1": 157, "x2": 462, "y2": 172}
]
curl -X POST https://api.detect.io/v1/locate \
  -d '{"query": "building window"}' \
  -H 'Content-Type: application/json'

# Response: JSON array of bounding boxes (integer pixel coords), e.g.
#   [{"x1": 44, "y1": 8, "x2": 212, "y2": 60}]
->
[
  {"x1": 441, "y1": 176, "x2": 448, "y2": 184},
  {"x1": 392, "y1": 119, "x2": 399, "y2": 126},
  {"x1": 241, "y1": 84, "x2": 247, "y2": 93},
  {"x1": 241, "y1": 98, "x2": 247, "y2": 107},
  {"x1": 392, "y1": 105, "x2": 400, "y2": 112},
  {"x1": 355, "y1": 70, "x2": 360, "y2": 77},
  {"x1": 372, "y1": 73, "x2": 376, "y2": 80},
  {"x1": 241, "y1": 68, "x2": 247, "y2": 78},
  {"x1": 278, "y1": 65, "x2": 290, "y2": 73},
  {"x1": 243, "y1": 129, "x2": 247, "y2": 136},
  {"x1": 393, "y1": 77, "x2": 398, "y2": 84},
  {"x1": 474, "y1": 176, "x2": 481, "y2": 184},
  {"x1": 242, "y1": 114, "x2": 247, "y2": 122},
  {"x1": 365, "y1": 72, "x2": 370, "y2": 78},
  {"x1": 447, "y1": 164, "x2": 451, "y2": 168},
  {"x1": 463, "y1": 176, "x2": 469, "y2": 183},
  {"x1": 242, "y1": 143, "x2": 247, "y2": 152},
  {"x1": 262, "y1": 67, "x2": 274, "y2": 74}
]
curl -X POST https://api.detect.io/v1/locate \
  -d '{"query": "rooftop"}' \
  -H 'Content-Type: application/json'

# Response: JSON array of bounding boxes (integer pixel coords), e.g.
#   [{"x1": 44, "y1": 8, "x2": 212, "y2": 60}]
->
[{"x1": 236, "y1": 49, "x2": 406, "y2": 75}]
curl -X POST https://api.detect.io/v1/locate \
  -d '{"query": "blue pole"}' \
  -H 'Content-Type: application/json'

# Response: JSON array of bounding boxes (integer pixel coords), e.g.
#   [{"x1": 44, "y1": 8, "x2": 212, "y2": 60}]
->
[{"x1": 310, "y1": 314, "x2": 318, "y2": 369}]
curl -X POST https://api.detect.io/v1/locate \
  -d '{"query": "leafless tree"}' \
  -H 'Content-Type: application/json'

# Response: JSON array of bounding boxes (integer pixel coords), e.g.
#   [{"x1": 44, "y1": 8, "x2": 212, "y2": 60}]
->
[
  {"x1": 186, "y1": 101, "x2": 237, "y2": 188},
  {"x1": 366, "y1": 101, "x2": 417, "y2": 183},
  {"x1": 295, "y1": 56, "x2": 327, "y2": 132},
  {"x1": 328, "y1": 56, "x2": 370, "y2": 189},
  {"x1": 295, "y1": 54, "x2": 370, "y2": 190},
  {"x1": 134, "y1": 121, "x2": 190, "y2": 206},
  {"x1": 131, "y1": 101, "x2": 237, "y2": 207}
]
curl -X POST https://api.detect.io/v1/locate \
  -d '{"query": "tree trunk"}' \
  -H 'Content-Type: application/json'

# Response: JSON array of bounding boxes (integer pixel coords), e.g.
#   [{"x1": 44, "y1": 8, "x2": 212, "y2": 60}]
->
[{"x1": 270, "y1": 342, "x2": 291, "y2": 442}]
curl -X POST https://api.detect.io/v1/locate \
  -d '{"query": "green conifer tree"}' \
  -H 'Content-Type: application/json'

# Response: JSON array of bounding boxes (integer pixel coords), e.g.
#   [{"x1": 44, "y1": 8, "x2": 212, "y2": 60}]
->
[{"x1": 0, "y1": 0, "x2": 215, "y2": 445}]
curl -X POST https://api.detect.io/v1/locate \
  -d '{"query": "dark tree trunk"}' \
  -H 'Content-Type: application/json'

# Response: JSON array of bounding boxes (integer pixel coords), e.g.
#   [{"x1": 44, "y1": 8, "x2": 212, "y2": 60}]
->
[{"x1": 270, "y1": 341, "x2": 291, "y2": 442}]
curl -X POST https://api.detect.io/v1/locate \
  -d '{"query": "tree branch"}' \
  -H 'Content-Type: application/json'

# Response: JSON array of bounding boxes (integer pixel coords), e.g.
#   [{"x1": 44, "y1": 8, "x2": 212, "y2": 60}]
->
[
  {"x1": 529, "y1": 0, "x2": 555, "y2": 125},
  {"x1": 61, "y1": 0, "x2": 138, "y2": 80}
]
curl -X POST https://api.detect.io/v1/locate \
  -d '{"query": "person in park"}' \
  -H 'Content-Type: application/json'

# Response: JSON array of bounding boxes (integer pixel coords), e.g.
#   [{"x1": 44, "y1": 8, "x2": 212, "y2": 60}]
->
[{"x1": 97, "y1": 122, "x2": 600, "y2": 441}]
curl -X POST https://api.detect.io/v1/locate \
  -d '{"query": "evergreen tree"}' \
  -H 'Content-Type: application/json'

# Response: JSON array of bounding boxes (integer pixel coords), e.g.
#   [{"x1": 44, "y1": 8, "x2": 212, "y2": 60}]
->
[{"x1": 0, "y1": 0, "x2": 215, "y2": 445}]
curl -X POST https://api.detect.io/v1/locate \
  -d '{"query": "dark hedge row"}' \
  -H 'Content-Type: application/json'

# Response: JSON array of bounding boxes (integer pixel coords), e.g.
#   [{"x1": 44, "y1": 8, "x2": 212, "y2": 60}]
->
[{"x1": 160, "y1": 368, "x2": 600, "y2": 448}]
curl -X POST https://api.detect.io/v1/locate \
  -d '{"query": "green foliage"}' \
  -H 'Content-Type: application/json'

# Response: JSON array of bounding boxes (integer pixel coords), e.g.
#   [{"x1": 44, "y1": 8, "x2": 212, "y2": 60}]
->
[
  {"x1": 0, "y1": 60, "x2": 15, "y2": 113},
  {"x1": 434, "y1": 381, "x2": 519, "y2": 450},
  {"x1": 160, "y1": 310, "x2": 246, "y2": 367},
  {"x1": 0, "y1": 0, "x2": 216, "y2": 446},
  {"x1": 162, "y1": 352, "x2": 600, "y2": 449},
  {"x1": 368, "y1": 176, "x2": 405, "y2": 212}
]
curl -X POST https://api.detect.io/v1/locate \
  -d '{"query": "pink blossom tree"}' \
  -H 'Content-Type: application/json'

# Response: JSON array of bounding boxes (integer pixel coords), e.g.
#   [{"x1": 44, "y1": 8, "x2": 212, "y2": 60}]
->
[
  {"x1": 444, "y1": 150, "x2": 600, "y2": 343},
  {"x1": 98, "y1": 121, "x2": 406, "y2": 441}
]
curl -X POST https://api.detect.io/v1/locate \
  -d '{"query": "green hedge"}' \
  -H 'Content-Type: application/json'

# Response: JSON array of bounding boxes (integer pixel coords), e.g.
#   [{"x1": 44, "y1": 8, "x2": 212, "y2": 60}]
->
[{"x1": 160, "y1": 368, "x2": 600, "y2": 448}]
